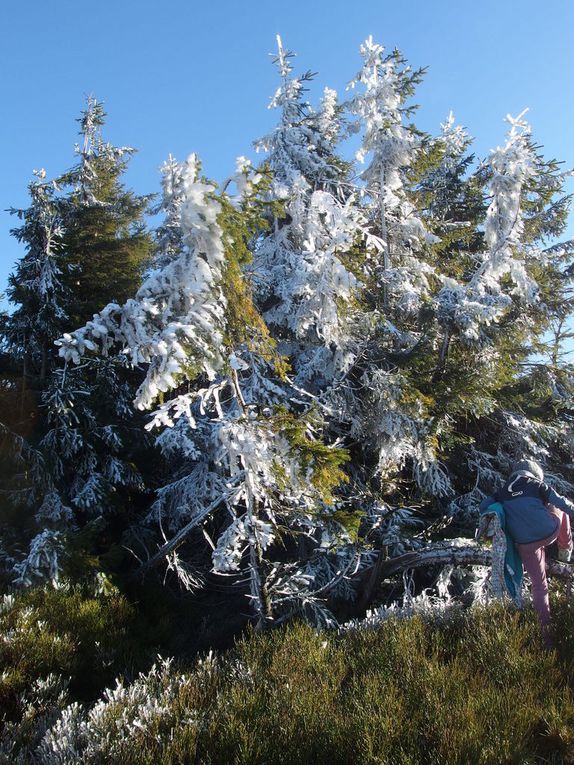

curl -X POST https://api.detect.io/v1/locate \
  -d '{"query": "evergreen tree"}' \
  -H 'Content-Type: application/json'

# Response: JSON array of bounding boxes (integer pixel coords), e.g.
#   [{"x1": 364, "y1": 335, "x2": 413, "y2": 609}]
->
[
  {"x1": 59, "y1": 152, "x2": 354, "y2": 625},
  {"x1": 0, "y1": 172, "x2": 67, "y2": 581},
  {"x1": 1, "y1": 99, "x2": 154, "y2": 586},
  {"x1": 58, "y1": 97, "x2": 153, "y2": 329},
  {"x1": 317, "y1": 37, "x2": 455, "y2": 528},
  {"x1": 4, "y1": 37, "x2": 574, "y2": 623},
  {"x1": 252, "y1": 36, "x2": 362, "y2": 389},
  {"x1": 327, "y1": 43, "x2": 574, "y2": 559},
  {"x1": 347, "y1": 36, "x2": 437, "y2": 317},
  {"x1": 4, "y1": 171, "x2": 67, "y2": 390},
  {"x1": 420, "y1": 111, "x2": 574, "y2": 520}
]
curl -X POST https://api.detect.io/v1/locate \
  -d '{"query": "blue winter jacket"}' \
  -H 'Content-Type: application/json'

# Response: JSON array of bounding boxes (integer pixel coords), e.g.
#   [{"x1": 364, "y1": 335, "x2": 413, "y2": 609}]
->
[{"x1": 479, "y1": 472, "x2": 574, "y2": 545}]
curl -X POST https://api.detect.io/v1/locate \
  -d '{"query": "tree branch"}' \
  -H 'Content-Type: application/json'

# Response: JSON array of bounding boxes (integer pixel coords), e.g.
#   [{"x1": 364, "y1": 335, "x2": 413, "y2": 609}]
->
[
  {"x1": 355, "y1": 543, "x2": 574, "y2": 615},
  {"x1": 129, "y1": 475, "x2": 244, "y2": 581}
]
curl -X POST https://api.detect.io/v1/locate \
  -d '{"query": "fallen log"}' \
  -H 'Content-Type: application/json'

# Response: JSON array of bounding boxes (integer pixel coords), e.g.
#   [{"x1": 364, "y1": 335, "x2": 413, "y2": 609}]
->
[{"x1": 355, "y1": 542, "x2": 574, "y2": 615}]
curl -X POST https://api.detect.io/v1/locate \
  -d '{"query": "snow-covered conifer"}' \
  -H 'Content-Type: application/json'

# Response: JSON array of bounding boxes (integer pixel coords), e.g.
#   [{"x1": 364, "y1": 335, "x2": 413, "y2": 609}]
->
[
  {"x1": 5, "y1": 172, "x2": 66, "y2": 381},
  {"x1": 58, "y1": 96, "x2": 153, "y2": 329},
  {"x1": 59, "y1": 151, "x2": 352, "y2": 624},
  {"x1": 153, "y1": 155, "x2": 186, "y2": 269},
  {"x1": 4, "y1": 37, "x2": 574, "y2": 625},
  {"x1": 327, "y1": 39, "x2": 452, "y2": 507},
  {"x1": 1, "y1": 99, "x2": 153, "y2": 587},
  {"x1": 253, "y1": 37, "x2": 362, "y2": 387},
  {"x1": 436, "y1": 112, "x2": 541, "y2": 343},
  {"x1": 68, "y1": 96, "x2": 135, "y2": 208},
  {"x1": 433, "y1": 112, "x2": 574, "y2": 520},
  {"x1": 58, "y1": 154, "x2": 227, "y2": 409},
  {"x1": 347, "y1": 36, "x2": 438, "y2": 316}
]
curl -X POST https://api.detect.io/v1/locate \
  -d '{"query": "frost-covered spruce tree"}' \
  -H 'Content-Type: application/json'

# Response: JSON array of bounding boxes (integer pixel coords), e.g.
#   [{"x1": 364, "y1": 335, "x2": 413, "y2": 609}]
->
[
  {"x1": 427, "y1": 111, "x2": 574, "y2": 518},
  {"x1": 59, "y1": 96, "x2": 153, "y2": 328},
  {"x1": 253, "y1": 36, "x2": 364, "y2": 389},
  {"x1": 325, "y1": 44, "x2": 572, "y2": 553},
  {"x1": 43, "y1": 97, "x2": 153, "y2": 576},
  {"x1": 480, "y1": 126, "x2": 574, "y2": 510},
  {"x1": 327, "y1": 37, "x2": 455, "y2": 519},
  {"x1": 0, "y1": 171, "x2": 69, "y2": 582},
  {"x1": 417, "y1": 113, "x2": 485, "y2": 285},
  {"x1": 152, "y1": 154, "x2": 187, "y2": 270},
  {"x1": 347, "y1": 36, "x2": 438, "y2": 318},
  {"x1": 238, "y1": 38, "x2": 372, "y2": 598},
  {"x1": 3, "y1": 172, "x2": 66, "y2": 386},
  {"x1": 58, "y1": 153, "x2": 351, "y2": 626},
  {"x1": 1, "y1": 99, "x2": 154, "y2": 587},
  {"x1": 342, "y1": 43, "x2": 574, "y2": 547},
  {"x1": 436, "y1": 112, "x2": 542, "y2": 344}
]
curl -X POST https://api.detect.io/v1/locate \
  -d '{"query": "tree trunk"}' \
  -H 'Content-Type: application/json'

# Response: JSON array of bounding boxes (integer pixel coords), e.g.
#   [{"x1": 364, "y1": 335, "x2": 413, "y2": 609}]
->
[
  {"x1": 40, "y1": 339, "x2": 48, "y2": 383},
  {"x1": 20, "y1": 346, "x2": 28, "y2": 419},
  {"x1": 432, "y1": 330, "x2": 451, "y2": 382},
  {"x1": 251, "y1": 520, "x2": 273, "y2": 630},
  {"x1": 379, "y1": 165, "x2": 390, "y2": 311}
]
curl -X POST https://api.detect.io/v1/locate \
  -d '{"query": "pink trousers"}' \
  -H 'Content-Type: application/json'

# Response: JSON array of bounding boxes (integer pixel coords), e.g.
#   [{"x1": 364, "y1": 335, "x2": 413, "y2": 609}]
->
[{"x1": 515, "y1": 509, "x2": 572, "y2": 632}]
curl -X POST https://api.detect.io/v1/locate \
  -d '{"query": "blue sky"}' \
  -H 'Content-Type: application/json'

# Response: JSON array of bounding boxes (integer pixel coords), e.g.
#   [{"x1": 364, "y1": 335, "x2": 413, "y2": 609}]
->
[{"x1": 2, "y1": 0, "x2": 573, "y2": 310}]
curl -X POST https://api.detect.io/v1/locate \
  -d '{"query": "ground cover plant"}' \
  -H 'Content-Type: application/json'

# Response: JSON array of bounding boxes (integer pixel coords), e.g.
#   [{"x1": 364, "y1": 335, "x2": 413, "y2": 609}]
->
[{"x1": 2, "y1": 586, "x2": 574, "y2": 763}]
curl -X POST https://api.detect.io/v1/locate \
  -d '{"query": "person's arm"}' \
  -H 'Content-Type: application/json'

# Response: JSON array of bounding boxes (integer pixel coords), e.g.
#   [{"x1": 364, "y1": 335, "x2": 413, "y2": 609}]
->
[{"x1": 540, "y1": 482, "x2": 574, "y2": 517}]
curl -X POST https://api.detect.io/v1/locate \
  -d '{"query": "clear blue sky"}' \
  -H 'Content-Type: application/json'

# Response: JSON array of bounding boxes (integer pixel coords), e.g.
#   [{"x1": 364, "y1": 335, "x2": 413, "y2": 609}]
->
[{"x1": 2, "y1": 0, "x2": 573, "y2": 310}]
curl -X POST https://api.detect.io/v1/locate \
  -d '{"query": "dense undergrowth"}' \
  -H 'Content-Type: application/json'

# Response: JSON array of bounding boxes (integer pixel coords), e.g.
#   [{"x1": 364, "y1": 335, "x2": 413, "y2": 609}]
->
[{"x1": 3, "y1": 585, "x2": 574, "y2": 764}]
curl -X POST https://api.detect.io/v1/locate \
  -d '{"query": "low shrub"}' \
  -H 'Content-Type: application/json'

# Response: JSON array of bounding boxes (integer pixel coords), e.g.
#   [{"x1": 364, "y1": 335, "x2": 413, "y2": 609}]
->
[
  {"x1": 4, "y1": 591, "x2": 574, "y2": 764},
  {"x1": 0, "y1": 584, "x2": 155, "y2": 719}
]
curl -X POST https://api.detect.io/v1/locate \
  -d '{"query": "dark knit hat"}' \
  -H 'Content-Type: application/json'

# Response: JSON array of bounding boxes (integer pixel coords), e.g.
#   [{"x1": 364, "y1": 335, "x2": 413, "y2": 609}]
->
[{"x1": 510, "y1": 459, "x2": 544, "y2": 481}]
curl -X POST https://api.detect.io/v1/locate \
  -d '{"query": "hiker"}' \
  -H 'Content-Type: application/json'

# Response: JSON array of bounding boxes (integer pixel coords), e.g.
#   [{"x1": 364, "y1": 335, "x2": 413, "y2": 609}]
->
[{"x1": 479, "y1": 459, "x2": 574, "y2": 648}]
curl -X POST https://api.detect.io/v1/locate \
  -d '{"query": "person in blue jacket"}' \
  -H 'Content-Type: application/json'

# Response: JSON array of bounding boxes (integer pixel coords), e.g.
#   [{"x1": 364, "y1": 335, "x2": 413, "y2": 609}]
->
[{"x1": 479, "y1": 459, "x2": 574, "y2": 647}]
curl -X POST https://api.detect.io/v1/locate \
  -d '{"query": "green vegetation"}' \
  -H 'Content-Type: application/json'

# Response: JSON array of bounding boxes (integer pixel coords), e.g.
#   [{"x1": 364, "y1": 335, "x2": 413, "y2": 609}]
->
[
  {"x1": 3, "y1": 585, "x2": 574, "y2": 763},
  {"x1": 58, "y1": 97, "x2": 153, "y2": 331},
  {"x1": 0, "y1": 586, "x2": 150, "y2": 716}
]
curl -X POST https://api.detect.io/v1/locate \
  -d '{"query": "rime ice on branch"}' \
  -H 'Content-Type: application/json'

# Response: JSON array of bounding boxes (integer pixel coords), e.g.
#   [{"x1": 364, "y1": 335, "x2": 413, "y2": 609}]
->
[
  {"x1": 58, "y1": 154, "x2": 227, "y2": 410},
  {"x1": 348, "y1": 36, "x2": 438, "y2": 314},
  {"x1": 254, "y1": 35, "x2": 363, "y2": 386},
  {"x1": 436, "y1": 111, "x2": 540, "y2": 341}
]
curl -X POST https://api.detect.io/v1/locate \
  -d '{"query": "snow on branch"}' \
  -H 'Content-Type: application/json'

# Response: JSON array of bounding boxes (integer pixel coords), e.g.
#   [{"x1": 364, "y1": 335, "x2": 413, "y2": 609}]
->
[
  {"x1": 56, "y1": 154, "x2": 227, "y2": 410},
  {"x1": 436, "y1": 111, "x2": 541, "y2": 341}
]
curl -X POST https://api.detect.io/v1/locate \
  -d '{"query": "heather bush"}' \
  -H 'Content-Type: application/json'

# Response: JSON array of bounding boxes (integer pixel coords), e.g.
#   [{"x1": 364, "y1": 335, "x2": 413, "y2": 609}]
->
[{"x1": 4, "y1": 593, "x2": 574, "y2": 764}]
